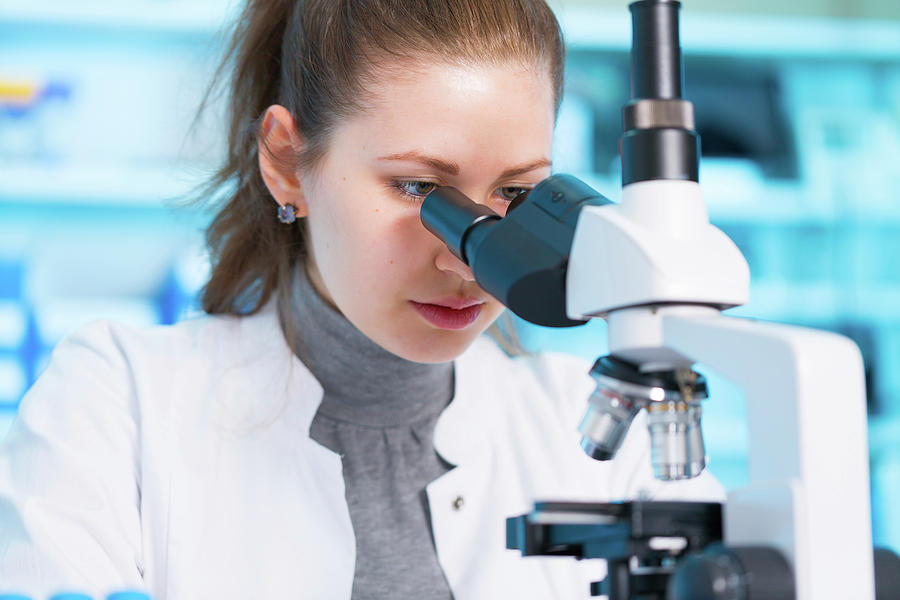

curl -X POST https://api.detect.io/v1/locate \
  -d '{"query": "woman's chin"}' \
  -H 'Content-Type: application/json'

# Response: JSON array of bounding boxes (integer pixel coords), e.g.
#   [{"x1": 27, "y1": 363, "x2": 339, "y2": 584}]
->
[
  {"x1": 371, "y1": 319, "x2": 490, "y2": 363},
  {"x1": 351, "y1": 303, "x2": 502, "y2": 363},
  {"x1": 390, "y1": 331, "x2": 480, "y2": 364}
]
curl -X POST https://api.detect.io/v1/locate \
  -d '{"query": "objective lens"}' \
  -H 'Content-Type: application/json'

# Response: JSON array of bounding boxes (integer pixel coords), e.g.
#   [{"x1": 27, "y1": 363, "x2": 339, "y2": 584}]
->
[
  {"x1": 685, "y1": 404, "x2": 706, "y2": 478},
  {"x1": 578, "y1": 388, "x2": 640, "y2": 461},
  {"x1": 647, "y1": 400, "x2": 706, "y2": 481}
]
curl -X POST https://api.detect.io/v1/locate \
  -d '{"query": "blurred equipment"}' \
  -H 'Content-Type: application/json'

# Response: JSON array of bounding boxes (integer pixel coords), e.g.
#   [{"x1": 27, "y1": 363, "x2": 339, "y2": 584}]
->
[
  {"x1": 0, "y1": 77, "x2": 72, "y2": 160},
  {"x1": 420, "y1": 1, "x2": 900, "y2": 598}
]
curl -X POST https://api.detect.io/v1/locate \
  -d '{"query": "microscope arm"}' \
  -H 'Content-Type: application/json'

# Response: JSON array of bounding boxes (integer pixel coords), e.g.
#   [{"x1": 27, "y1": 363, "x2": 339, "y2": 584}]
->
[{"x1": 663, "y1": 312, "x2": 874, "y2": 600}]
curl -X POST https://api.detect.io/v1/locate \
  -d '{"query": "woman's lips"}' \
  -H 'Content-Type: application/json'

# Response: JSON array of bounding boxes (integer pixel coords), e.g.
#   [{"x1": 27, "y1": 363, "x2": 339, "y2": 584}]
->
[{"x1": 410, "y1": 300, "x2": 484, "y2": 330}]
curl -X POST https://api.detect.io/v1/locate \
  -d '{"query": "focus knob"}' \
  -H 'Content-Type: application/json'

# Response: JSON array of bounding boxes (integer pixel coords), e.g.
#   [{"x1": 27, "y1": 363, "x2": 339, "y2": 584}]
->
[{"x1": 667, "y1": 544, "x2": 794, "y2": 600}]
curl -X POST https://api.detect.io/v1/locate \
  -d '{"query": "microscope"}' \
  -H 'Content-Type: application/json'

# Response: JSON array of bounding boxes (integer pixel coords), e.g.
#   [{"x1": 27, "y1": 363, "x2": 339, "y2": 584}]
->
[{"x1": 420, "y1": 1, "x2": 900, "y2": 598}]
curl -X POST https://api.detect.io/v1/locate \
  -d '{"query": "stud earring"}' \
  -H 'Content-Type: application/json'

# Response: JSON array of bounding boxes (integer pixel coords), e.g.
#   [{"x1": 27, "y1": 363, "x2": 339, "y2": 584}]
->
[{"x1": 277, "y1": 203, "x2": 297, "y2": 224}]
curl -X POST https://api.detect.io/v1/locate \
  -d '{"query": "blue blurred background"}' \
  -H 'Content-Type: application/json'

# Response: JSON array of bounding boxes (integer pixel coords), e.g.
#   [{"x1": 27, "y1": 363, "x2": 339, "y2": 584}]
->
[{"x1": 1, "y1": 0, "x2": 899, "y2": 556}]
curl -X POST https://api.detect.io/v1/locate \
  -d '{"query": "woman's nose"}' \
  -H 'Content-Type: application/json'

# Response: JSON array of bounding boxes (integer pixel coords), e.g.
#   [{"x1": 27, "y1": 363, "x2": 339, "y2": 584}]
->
[{"x1": 434, "y1": 245, "x2": 476, "y2": 282}]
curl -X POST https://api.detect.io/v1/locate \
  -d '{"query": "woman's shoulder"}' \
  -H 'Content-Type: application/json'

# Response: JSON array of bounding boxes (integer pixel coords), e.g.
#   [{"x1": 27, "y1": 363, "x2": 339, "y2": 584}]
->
[
  {"x1": 51, "y1": 303, "x2": 278, "y2": 370},
  {"x1": 18, "y1": 301, "x2": 308, "y2": 448},
  {"x1": 20, "y1": 303, "x2": 293, "y2": 428}
]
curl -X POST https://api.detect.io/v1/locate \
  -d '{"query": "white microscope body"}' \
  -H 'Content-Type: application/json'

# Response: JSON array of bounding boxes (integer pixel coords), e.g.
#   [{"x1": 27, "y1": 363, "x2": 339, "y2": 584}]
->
[{"x1": 568, "y1": 178, "x2": 875, "y2": 600}]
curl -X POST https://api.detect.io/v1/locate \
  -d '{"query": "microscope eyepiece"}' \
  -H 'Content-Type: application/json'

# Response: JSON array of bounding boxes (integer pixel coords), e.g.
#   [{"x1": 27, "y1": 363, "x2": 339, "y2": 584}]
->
[
  {"x1": 629, "y1": 0, "x2": 684, "y2": 100},
  {"x1": 421, "y1": 186, "x2": 501, "y2": 264},
  {"x1": 622, "y1": 0, "x2": 699, "y2": 186},
  {"x1": 419, "y1": 176, "x2": 611, "y2": 328}
]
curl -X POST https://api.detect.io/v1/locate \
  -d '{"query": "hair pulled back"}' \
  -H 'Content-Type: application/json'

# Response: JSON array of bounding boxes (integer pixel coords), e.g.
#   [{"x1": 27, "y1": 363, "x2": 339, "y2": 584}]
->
[{"x1": 198, "y1": 0, "x2": 565, "y2": 322}]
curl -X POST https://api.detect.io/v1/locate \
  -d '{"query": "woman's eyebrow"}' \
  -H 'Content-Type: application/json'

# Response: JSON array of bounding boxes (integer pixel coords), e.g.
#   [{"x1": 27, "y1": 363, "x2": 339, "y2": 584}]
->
[
  {"x1": 497, "y1": 158, "x2": 551, "y2": 179},
  {"x1": 378, "y1": 151, "x2": 460, "y2": 175},
  {"x1": 377, "y1": 151, "x2": 551, "y2": 179}
]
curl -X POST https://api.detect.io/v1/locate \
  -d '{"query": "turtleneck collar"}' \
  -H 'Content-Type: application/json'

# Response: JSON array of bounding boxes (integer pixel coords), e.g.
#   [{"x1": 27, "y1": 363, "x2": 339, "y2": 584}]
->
[{"x1": 282, "y1": 262, "x2": 454, "y2": 427}]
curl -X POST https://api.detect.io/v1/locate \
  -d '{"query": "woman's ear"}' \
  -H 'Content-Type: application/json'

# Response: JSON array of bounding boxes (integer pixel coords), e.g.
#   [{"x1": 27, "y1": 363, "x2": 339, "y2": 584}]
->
[{"x1": 258, "y1": 104, "x2": 309, "y2": 217}]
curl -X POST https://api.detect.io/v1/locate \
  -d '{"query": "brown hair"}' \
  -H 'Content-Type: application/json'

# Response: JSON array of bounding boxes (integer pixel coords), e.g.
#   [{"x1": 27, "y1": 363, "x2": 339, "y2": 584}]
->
[{"x1": 196, "y1": 0, "x2": 564, "y2": 353}]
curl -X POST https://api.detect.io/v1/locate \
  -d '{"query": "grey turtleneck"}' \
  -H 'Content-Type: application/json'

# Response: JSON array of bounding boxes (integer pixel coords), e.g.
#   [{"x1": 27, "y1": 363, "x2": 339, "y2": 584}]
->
[{"x1": 284, "y1": 264, "x2": 455, "y2": 600}]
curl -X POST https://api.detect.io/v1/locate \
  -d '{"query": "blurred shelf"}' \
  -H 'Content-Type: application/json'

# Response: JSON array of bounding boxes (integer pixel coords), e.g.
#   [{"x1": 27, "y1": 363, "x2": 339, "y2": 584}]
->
[
  {"x1": 0, "y1": 0, "x2": 237, "y2": 35},
  {"x1": 32, "y1": 297, "x2": 159, "y2": 348},
  {"x1": 4, "y1": 3, "x2": 898, "y2": 59},
  {"x1": 0, "y1": 302, "x2": 27, "y2": 348},
  {"x1": 572, "y1": 168, "x2": 900, "y2": 226},
  {"x1": 730, "y1": 282, "x2": 900, "y2": 324},
  {"x1": 5, "y1": 161, "x2": 899, "y2": 229},
  {"x1": 731, "y1": 282, "x2": 839, "y2": 322},
  {"x1": 0, "y1": 159, "x2": 218, "y2": 208},
  {"x1": 558, "y1": 7, "x2": 900, "y2": 60}
]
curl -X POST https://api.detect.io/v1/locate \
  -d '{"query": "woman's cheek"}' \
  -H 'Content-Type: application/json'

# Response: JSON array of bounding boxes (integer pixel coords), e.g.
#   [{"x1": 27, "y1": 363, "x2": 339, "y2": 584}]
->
[
  {"x1": 353, "y1": 228, "x2": 410, "y2": 286},
  {"x1": 384, "y1": 211, "x2": 432, "y2": 257}
]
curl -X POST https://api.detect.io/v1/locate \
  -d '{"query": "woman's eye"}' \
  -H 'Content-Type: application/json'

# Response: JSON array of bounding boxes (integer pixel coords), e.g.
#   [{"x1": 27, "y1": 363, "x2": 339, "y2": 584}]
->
[
  {"x1": 498, "y1": 186, "x2": 530, "y2": 201},
  {"x1": 394, "y1": 180, "x2": 437, "y2": 199}
]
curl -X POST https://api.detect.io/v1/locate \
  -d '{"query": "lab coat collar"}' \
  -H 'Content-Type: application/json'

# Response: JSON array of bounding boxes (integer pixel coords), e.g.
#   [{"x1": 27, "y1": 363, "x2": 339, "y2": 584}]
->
[
  {"x1": 433, "y1": 337, "x2": 496, "y2": 467},
  {"x1": 240, "y1": 298, "x2": 492, "y2": 465},
  {"x1": 235, "y1": 298, "x2": 325, "y2": 435}
]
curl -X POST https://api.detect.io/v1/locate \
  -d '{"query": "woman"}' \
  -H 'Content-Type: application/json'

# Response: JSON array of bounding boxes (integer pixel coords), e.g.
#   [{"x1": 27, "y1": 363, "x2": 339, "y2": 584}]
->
[{"x1": 0, "y1": 0, "x2": 721, "y2": 598}]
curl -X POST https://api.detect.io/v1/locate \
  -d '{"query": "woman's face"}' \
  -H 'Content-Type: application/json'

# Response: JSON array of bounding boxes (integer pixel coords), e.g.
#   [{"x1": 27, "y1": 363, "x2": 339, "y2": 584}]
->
[{"x1": 263, "y1": 60, "x2": 555, "y2": 363}]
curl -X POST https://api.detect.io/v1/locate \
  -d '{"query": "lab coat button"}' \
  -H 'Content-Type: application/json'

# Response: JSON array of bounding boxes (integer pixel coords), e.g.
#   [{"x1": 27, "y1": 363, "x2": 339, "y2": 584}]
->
[{"x1": 452, "y1": 495, "x2": 465, "y2": 511}]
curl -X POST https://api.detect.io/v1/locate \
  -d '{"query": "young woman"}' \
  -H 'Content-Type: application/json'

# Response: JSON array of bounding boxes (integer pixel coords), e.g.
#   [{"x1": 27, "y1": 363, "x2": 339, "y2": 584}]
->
[{"x1": 0, "y1": 0, "x2": 721, "y2": 598}]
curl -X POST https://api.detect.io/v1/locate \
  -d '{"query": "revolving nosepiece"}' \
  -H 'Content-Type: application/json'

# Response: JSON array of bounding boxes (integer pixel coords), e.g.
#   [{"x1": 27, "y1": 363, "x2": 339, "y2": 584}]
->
[{"x1": 579, "y1": 356, "x2": 708, "y2": 481}]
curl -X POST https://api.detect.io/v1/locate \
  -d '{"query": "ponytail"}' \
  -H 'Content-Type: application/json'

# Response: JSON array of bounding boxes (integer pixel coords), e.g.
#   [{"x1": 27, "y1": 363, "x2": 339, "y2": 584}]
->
[{"x1": 197, "y1": 0, "x2": 302, "y2": 318}]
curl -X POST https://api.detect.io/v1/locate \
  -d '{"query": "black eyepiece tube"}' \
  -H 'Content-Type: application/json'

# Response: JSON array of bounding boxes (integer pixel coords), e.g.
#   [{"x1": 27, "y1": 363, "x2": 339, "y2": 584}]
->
[
  {"x1": 420, "y1": 187, "x2": 501, "y2": 264},
  {"x1": 622, "y1": 0, "x2": 698, "y2": 185},
  {"x1": 629, "y1": 0, "x2": 683, "y2": 100}
]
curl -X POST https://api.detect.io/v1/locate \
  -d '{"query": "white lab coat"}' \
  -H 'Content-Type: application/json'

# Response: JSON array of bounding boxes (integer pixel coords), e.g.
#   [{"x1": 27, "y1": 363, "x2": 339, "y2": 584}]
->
[{"x1": 0, "y1": 300, "x2": 722, "y2": 599}]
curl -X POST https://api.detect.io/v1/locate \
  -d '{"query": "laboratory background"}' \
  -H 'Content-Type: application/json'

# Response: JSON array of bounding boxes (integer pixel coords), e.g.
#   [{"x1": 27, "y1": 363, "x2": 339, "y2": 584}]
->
[{"x1": 1, "y1": 0, "x2": 899, "y2": 555}]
